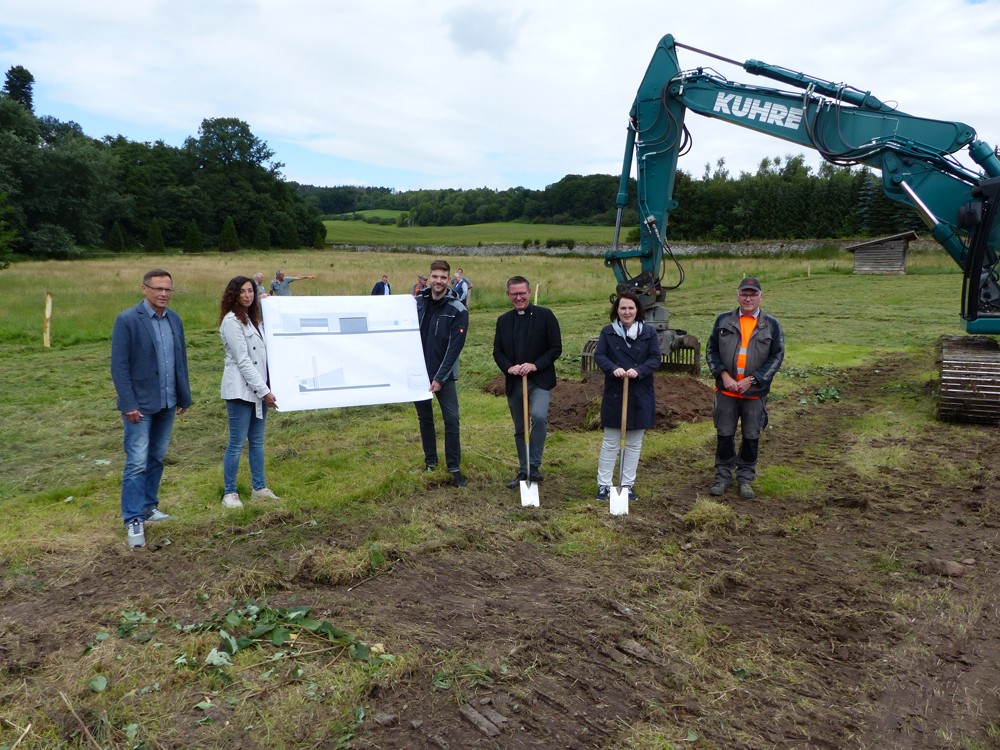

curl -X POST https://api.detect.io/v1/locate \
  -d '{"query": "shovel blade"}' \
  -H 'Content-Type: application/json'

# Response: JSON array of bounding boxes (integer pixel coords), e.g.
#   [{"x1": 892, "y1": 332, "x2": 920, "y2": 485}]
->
[
  {"x1": 609, "y1": 486, "x2": 629, "y2": 515},
  {"x1": 520, "y1": 480, "x2": 540, "y2": 507}
]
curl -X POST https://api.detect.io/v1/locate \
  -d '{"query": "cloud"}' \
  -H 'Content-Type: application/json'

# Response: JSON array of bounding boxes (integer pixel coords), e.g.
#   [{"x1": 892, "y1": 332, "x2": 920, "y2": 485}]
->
[
  {"x1": 445, "y1": 6, "x2": 522, "y2": 61},
  {"x1": 2, "y1": 0, "x2": 999, "y2": 190}
]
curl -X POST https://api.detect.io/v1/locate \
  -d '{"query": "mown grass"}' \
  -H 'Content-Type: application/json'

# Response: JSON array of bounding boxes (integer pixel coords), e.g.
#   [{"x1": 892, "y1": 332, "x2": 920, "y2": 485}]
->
[
  {"x1": 323, "y1": 218, "x2": 616, "y2": 246},
  {"x1": 0, "y1": 244, "x2": 982, "y2": 748}
]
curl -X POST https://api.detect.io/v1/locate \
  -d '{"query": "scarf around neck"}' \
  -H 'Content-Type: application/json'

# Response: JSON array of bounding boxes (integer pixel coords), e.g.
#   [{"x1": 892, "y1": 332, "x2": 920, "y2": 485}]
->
[{"x1": 612, "y1": 319, "x2": 642, "y2": 342}]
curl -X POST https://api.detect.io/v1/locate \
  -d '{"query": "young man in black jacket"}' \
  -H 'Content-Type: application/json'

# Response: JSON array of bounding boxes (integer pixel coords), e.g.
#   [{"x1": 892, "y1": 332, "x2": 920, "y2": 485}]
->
[{"x1": 415, "y1": 259, "x2": 469, "y2": 486}]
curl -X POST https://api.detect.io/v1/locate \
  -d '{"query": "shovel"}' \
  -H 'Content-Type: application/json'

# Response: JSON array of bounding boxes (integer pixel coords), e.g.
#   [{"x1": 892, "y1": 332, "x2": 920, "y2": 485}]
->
[
  {"x1": 519, "y1": 373, "x2": 540, "y2": 507},
  {"x1": 610, "y1": 376, "x2": 630, "y2": 516}
]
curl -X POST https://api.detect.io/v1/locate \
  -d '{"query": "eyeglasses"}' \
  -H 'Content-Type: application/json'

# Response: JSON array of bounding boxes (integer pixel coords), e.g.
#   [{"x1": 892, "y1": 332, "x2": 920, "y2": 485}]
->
[
  {"x1": 738, "y1": 291, "x2": 760, "y2": 298},
  {"x1": 508, "y1": 292, "x2": 529, "y2": 298},
  {"x1": 144, "y1": 285, "x2": 174, "y2": 293}
]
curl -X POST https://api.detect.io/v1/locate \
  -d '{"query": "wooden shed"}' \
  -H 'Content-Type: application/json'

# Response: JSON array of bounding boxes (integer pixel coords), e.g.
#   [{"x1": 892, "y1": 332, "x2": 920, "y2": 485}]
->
[{"x1": 845, "y1": 231, "x2": 918, "y2": 275}]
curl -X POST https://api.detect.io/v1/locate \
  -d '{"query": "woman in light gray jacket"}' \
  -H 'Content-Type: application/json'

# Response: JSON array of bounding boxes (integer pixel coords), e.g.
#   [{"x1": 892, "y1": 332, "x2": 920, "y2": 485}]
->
[{"x1": 219, "y1": 276, "x2": 278, "y2": 508}]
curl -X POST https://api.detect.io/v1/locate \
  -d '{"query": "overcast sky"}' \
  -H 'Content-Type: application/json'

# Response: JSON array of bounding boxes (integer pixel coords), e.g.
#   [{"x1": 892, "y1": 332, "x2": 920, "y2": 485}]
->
[{"x1": 2, "y1": 0, "x2": 998, "y2": 191}]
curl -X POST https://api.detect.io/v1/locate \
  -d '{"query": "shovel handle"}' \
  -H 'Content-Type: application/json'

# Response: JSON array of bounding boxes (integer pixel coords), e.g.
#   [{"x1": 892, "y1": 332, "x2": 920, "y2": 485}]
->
[
  {"x1": 620, "y1": 376, "x2": 629, "y2": 437},
  {"x1": 522, "y1": 373, "x2": 530, "y2": 482}
]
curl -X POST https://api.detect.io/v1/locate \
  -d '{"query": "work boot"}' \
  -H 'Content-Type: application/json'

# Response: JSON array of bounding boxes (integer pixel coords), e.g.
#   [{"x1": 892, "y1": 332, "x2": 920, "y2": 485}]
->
[
  {"x1": 739, "y1": 483, "x2": 756, "y2": 500},
  {"x1": 709, "y1": 481, "x2": 728, "y2": 496},
  {"x1": 529, "y1": 467, "x2": 544, "y2": 483},
  {"x1": 505, "y1": 472, "x2": 527, "y2": 490},
  {"x1": 451, "y1": 471, "x2": 468, "y2": 488}
]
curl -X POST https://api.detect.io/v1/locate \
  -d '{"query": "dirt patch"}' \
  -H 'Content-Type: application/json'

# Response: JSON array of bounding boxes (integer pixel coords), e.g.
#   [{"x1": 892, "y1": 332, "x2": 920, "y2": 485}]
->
[
  {"x1": 6, "y1": 353, "x2": 1000, "y2": 748},
  {"x1": 483, "y1": 373, "x2": 715, "y2": 430}
]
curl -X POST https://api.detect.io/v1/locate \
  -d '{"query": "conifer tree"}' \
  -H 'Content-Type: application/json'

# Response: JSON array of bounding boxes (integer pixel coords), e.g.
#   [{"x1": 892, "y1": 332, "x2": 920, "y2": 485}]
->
[
  {"x1": 108, "y1": 221, "x2": 127, "y2": 253},
  {"x1": 219, "y1": 216, "x2": 240, "y2": 252},
  {"x1": 183, "y1": 220, "x2": 203, "y2": 253},
  {"x1": 146, "y1": 218, "x2": 165, "y2": 254},
  {"x1": 252, "y1": 218, "x2": 271, "y2": 250}
]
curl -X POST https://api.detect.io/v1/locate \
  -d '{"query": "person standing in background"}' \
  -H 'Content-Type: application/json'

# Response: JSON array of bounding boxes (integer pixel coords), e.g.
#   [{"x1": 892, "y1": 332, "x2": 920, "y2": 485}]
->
[
  {"x1": 270, "y1": 269, "x2": 315, "y2": 296},
  {"x1": 371, "y1": 274, "x2": 391, "y2": 295},
  {"x1": 253, "y1": 272, "x2": 269, "y2": 299}
]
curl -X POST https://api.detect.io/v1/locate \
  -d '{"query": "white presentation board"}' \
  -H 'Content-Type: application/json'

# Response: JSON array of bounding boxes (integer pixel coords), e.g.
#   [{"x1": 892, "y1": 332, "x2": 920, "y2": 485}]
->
[{"x1": 261, "y1": 295, "x2": 431, "y2": 412}]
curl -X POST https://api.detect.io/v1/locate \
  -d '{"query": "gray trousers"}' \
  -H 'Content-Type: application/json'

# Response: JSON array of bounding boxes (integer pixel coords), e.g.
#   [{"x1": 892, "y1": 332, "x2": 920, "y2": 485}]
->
[
  {"x1": 714, "y1": 393, "x2": 767, "y2": 484},
  {"x1": 506, "y1": 381, "x2": 551, "y2": 474}
]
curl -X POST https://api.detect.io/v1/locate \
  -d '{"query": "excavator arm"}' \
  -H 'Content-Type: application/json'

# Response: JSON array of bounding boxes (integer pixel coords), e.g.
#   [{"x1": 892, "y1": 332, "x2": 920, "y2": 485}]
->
[{"x1": 607, "y1": 34, "x2": 1000, "y2": 328}]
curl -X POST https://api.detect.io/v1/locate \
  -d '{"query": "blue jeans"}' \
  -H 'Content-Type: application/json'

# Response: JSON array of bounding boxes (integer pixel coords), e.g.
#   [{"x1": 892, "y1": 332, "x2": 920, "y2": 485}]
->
[
  {"x1": 121, "y1": 407, "x2": 176, "y2": 524},
  {"x1": 414, "y1": 379, "x2": 461, "y2": 472},
  {"x1": 224, "y1": 399, "x2": 267, "y2": 494},
  {"x1": 506, "y1": 381, "x2": 551, "y2": 473}
]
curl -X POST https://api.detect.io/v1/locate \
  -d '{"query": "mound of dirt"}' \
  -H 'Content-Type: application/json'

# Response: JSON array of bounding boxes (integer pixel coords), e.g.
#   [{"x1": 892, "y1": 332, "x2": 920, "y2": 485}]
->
[{"x1": 483, "y1": 373, "x2": 715, "y2": 430}]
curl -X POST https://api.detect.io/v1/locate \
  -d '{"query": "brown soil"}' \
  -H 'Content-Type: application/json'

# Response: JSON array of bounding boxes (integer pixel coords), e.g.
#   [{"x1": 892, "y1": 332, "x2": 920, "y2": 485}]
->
[
  {"x1": 6, "y1": 354, "x2": 1000, "y2": 748},
  {"x1": 484, "y1": 373, "x2": 716, "y2": 430}
]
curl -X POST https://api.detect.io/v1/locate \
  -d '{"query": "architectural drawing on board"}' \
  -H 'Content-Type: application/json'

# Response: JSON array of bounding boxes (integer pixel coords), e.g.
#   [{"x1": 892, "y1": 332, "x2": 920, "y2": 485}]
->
[
  {"x1": 276, "y1": 311, "x2": 375, "y2": 336},
  {"x1": 298, "y1": 356, "x2": 390, "y2": 393},
  {"x1": 262, "y1": 295, "x2": 430, "y2": 412}
]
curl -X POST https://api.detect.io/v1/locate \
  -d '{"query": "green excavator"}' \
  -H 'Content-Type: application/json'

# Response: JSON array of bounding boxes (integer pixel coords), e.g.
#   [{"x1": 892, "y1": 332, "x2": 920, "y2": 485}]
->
[{"x1": 582, "y1": 34, "x2": 1000, "y2": 423}]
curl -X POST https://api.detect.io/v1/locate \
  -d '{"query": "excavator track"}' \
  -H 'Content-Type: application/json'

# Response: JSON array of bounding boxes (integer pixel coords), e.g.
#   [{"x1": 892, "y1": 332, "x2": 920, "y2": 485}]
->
[{"x1": 937, "y1": 335, "x2": 1000, "y2": 424}]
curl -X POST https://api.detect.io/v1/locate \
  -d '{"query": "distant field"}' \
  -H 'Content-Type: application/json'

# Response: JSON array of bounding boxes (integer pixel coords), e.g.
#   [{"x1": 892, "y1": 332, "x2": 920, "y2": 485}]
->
[{"x1": 323, "y1": 217, "x2": 616, "y2": 246}]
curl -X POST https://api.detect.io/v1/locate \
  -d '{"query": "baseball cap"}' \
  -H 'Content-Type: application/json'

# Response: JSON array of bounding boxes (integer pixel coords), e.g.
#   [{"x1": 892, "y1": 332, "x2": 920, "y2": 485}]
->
[{"x1": 738, "y1": 277, "x2": 762, "y2": 292}]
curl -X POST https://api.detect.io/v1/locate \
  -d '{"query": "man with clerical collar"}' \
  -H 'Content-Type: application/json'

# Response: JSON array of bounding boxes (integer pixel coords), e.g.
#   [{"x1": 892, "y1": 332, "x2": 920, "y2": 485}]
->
[{"x1": 492, "y1": 275, "x2": 562, "y2": 489}]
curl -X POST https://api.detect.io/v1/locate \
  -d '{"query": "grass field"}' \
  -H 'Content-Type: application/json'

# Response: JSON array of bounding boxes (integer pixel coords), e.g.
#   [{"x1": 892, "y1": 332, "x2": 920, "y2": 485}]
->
[
  {"x1": 4, "y1": 245, "x2": 998, "y2": 749},
  {"x1": 323, "y1": 217, "x2": 615, "y2": 246}
]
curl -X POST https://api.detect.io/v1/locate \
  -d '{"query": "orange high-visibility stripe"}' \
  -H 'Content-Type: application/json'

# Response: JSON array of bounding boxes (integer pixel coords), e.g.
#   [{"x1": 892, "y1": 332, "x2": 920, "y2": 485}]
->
[
  {"x1": 736, "y1": 315, "x2": 756, "y2": 377},
  {"x1": 718, "y1": 314, "x2": 761, "y2": 401}
]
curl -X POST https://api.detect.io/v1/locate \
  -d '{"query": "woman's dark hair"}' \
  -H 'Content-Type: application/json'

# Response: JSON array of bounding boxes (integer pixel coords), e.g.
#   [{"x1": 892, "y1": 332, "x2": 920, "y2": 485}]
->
[
  {"x1": 609, "y1": 291, "x2": 645, "y2": 323},
  {"x1": 219, "y1": 275, "x2": 262, "y2": 327}
]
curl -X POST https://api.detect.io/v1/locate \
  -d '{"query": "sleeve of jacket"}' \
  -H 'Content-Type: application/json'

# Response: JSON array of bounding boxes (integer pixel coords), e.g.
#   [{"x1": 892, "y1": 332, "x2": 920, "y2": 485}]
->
[
  {"x1": 705, "y1": 312, "x2": 728, "y2": 378},
  {"x1": 173, "y1": 313, "x2": 193, "y2": 409},
  {"x1": 433, "y1": 302, "x2": 469, "y2": 383},
  {"x1": 636, "y1": 329, "x2": 662, "y2": 377},
  {"x1": 110, "y1": 313, "x2": 138, "y2": 413},
  {"x1": 752, "y1": 315, "x2": 785, "y2": 387},
  {"x1": 492, "y1": 313, "x2": 512, "y2": 373},
  {"x1": 220, "y1": 315, "x2": 269, "y2": 397},
  {"x1": 532, "y1": 308, "x2": 562, "y2": 372},
  {"x1": 593, "y1": 327, "x2": 617, "y2": 374}
]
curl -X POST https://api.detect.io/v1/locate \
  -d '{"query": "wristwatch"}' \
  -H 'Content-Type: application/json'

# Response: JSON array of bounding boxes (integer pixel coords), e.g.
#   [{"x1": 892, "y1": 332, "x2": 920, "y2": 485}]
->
[{"x1": 748, "y1": 375, "x2": 758, "y2": 386}]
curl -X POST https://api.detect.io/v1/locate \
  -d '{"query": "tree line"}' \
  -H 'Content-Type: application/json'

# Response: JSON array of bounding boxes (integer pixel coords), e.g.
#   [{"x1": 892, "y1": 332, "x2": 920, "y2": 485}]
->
[
  {"x1": 0, "y1": 65, "x2": 325, "y2": 266},
  {"x1": 0, "y1": 61, "x2": 922, "y2": 270},
  {"x1": 294, "y1": 156, "x2": 920, "y2": 242}
]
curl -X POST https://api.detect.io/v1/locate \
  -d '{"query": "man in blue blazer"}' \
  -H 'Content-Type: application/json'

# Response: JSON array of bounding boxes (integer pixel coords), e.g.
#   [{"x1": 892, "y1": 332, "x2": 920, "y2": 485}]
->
[{"x1": 111, "y1": 269, "x2": 192, "y2": 549}]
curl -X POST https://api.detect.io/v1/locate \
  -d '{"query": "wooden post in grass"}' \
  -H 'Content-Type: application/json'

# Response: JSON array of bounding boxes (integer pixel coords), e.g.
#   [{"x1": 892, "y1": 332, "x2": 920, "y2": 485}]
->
[
  {"x1": 534, "y1": 283, "x2": 539, "y2": 306},
  {"x1": 43, "y1": 291, "x2": 52, "y2": 348}
]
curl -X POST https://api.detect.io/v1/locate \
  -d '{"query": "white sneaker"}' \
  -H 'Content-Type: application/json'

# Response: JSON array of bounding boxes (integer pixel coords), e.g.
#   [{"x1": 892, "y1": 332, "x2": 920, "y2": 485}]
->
[
  {"x1": 251, "y1": 487, "x2": 280, "y2": 500},
  {"x1": 221, "y1": 492, "x2": 243, "y2": 509},
  {"x1": 127, "y1": 519, "x2": 145, "y2": 548},
  {"x1": 146, "y1": 508, "x2": 173, "y2": 523}
]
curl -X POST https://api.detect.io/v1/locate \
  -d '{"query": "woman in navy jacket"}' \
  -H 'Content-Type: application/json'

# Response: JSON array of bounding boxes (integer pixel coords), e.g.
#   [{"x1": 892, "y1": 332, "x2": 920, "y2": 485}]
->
[{"x1": 593, "y1": 292, "x2": 661, "y2": 501}]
